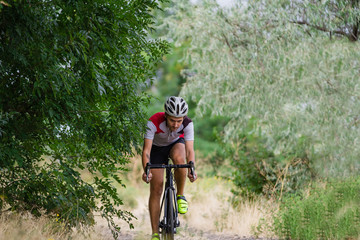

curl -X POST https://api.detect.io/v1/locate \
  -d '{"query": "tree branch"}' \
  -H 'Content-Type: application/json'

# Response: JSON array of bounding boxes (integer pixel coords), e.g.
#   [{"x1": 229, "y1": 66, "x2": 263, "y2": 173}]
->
[
  {"x1": 221, "y1": 33, "x2": 234, "y2": 56},
  {"x1": 290, "y1": 20, "x2": 356, "y2": 41},
  {"x1": 350, "y1": 21, "x2": 359, "y2": 41}
]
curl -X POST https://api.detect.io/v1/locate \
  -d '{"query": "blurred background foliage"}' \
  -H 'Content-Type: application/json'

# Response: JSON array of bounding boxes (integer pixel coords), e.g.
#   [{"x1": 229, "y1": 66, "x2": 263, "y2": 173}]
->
[
  {"x1": 148, "y1": 1, "x2": 231, "y2": 167},
  {"x1": 151, "y1": 1, "x2": 360, "y2": 238},
  {"x1": 151, "y1": 0, "x2": 321, "y2": 198},
  {"x1": 152, "y1": 0, "x2": 360, "y2": 194}
]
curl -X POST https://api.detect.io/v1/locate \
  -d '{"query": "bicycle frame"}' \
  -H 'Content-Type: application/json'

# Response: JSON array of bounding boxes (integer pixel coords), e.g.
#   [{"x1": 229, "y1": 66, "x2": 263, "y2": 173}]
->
[
  {"x1": 160, "y1": 166, "x2": 178, "y2": 238},
  {"x1": 145, "y1": 162, "x2": 195, "y2": 240}
]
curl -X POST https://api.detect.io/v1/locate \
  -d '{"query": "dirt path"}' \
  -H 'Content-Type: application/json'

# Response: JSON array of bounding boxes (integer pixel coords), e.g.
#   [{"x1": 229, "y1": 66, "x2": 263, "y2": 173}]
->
[
  {"x1": 96, "y1": 222, "x2": 275, "y2": 240},
  {"x1": 94, "y1": 178, "x2": 276, "y2": 240}
]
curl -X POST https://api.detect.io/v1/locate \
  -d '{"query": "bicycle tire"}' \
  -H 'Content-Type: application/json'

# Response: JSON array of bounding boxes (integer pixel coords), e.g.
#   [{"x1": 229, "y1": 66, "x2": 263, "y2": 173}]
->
[{"x1": 163, "y1": 188, "x2": 175, "y2": 240}]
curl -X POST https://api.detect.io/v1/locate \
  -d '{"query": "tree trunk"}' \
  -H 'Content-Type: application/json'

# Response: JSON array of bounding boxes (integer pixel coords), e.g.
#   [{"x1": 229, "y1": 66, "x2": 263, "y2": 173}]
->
[{"x1": 349, "y1": 22, "x2": 359, "y2": 41}]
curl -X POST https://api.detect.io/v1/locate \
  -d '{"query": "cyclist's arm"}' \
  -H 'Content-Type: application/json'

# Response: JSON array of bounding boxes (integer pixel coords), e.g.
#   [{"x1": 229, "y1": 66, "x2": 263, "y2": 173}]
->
[
  {"x1": 141, "y1": 138, "x2": 153, "y2": 183},
  {"x1": 142, "y1": 138, "x2": 153, "y2": 171},
  {"x1": 185, "y1": 140, "x2": 195, "y2": 164},
  {"x1": 183, "y1": 119, "x2": 195, "y2": 164},
  {"x1": 185, "y1": 140, "x2": 197, "y2": 182}
]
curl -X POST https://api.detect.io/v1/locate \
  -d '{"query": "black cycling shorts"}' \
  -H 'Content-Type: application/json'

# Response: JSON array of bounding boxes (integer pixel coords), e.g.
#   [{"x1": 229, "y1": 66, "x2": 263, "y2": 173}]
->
[{"x1": 150, "y1": 138, "x2": 185, "y2": 165}]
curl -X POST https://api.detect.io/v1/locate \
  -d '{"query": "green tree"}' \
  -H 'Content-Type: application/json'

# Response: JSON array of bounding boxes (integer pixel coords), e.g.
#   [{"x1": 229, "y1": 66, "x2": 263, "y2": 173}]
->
[{"x1": 0, "y1": 0, "x2": 168, "y2": 237}]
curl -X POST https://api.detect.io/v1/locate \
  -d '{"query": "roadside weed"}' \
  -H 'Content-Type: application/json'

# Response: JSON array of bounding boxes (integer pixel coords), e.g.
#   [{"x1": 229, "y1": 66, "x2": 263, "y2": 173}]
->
[{"x1": 273, "y1": 177, "x2": 360, "y2": 240}]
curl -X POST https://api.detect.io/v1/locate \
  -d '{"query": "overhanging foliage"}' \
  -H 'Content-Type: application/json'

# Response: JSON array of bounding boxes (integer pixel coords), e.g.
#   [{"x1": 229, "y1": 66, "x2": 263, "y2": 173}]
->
[{"x1": 0, "y1": 0, "x2": 168, "y2": 238}]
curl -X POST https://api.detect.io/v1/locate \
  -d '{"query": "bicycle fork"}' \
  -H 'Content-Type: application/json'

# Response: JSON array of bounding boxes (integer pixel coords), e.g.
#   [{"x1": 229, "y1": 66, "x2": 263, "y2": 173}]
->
[{"x1": 159, "y1": 168, "x2": 180, "y2": 233}]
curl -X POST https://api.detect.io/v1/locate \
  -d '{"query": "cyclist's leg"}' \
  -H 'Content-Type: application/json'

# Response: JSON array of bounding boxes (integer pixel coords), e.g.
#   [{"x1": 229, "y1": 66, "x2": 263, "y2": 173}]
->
[
  {"x1": 149, "y1": 168, "x2": 164, "y2": 235},
  {"x1": 149, "y1": 144, "x2": 169, "y2": 235},
  {"x1": 169, "y1": 140, "x2": 189, "y2": 214},
  {"x1": 169, "y1": 142, "x2": 186, "y2": 195}
]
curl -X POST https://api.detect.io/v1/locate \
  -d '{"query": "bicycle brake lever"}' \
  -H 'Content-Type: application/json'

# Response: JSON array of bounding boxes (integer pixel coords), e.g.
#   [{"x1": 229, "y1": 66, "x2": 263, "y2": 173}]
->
[
  {"x1": 146, "y1": 163, "x2": 150, "y2": 183},
  {"x1": 189, "y1": 161, "x2": 195, "y2": 178}
]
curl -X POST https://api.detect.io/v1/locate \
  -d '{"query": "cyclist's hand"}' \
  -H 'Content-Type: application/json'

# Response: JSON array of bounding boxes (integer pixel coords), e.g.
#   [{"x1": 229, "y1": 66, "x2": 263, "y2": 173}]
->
[
  {"x1": 188, "y1": 170, "x2": 197, "y2": 182},
  {"x1": 142, "y1": 171, "x2": 152, "y2": 183}
]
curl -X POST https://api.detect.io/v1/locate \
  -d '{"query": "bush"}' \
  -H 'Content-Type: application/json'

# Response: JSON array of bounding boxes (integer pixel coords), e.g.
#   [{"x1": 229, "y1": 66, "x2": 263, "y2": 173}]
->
[
  {"x1": 273, "y1": 177, "x2": 360, "y2": 240},
  {"x1": 229, "y1": 119, "x2": 314, "y2": 198}
]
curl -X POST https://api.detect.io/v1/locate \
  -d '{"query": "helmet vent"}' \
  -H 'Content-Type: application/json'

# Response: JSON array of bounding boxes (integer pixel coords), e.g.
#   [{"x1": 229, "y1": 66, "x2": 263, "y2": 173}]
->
[{"x1": 164, "y1": 96, "x2": 189, "y2": 117}]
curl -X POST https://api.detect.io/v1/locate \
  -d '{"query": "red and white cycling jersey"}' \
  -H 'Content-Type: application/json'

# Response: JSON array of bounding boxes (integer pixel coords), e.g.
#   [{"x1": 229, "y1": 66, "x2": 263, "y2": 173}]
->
[{"x1": 144, "y1": 112, "x2": 194, "y2": 147}]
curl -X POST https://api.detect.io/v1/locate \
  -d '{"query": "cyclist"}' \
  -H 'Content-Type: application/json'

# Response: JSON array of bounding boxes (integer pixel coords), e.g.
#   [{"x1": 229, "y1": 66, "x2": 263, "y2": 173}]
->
[{"x1": 142, "y1": 96, "x2": 197, "y2": 240}]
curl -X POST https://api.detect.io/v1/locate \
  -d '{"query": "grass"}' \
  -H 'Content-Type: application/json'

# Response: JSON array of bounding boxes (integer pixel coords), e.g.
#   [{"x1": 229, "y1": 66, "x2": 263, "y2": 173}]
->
[
  {"x1": 9, "y1": 155, "x2": 356, "y2": 240},
  {"x1": 179, "y1": 176, "x2": 275, "y2": 237},
  {"x1": 272, "y1": 177, "x2": 360, "y2": 240},
  {"x1": 111, "y1": 155, "x2": 276, "y2": 239},
  {"x1": 1, "y1": 155, "x2": 276, "y2": 239},
  {"x1": 0, "y1": 212, "x2": 104, "y2": 240}
]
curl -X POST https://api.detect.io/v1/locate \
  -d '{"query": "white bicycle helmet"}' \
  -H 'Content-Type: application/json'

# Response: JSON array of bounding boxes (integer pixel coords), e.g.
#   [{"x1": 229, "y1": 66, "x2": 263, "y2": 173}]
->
[{"x1": 164, "y1": 96, "x2": 188, "y2": 117}]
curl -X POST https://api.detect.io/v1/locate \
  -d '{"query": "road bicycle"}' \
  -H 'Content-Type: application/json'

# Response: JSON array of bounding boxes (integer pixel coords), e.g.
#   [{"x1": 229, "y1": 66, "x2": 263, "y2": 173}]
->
[{"x1": 145, "y1": 161, "x2": 195, "y2": 240}]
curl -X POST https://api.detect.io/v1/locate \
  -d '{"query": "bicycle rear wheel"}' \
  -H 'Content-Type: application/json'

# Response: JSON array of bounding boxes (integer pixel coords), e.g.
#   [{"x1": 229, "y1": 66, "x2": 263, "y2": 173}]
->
[{"x1": 163, "y1": 188, "x2": 175, "y2": 240}]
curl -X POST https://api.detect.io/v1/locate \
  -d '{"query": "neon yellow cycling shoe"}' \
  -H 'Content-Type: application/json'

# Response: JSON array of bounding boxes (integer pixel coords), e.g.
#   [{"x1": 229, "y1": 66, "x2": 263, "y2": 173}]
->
[
  {"x1": 151, "y1": 233, "x2": 160, "y2": 240},
  {"x1": 177, "y1": 195, "x2": 188, "y2": 214}
]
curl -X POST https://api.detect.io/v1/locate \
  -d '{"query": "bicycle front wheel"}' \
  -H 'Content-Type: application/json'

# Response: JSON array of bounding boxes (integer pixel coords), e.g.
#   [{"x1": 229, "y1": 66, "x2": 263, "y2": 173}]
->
[{"x1": 163, "y1": 188, "x2": 175, "y2": 240}]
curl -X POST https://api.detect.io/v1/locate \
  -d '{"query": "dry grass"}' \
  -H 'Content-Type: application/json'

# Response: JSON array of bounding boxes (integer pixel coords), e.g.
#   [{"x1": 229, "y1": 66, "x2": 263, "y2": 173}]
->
[
  {"x1": 0, "y1": 212, "x2": 104, "y2": 240},
  {"x1": 179, "y1": 176, "x2": 275, "y2": 238},
  {"x1": 1, "y1": 156, "x2": 277, "y2": 239},
  {"x1": 98, "y1": 156, "x2": 277, "y2": 239}
]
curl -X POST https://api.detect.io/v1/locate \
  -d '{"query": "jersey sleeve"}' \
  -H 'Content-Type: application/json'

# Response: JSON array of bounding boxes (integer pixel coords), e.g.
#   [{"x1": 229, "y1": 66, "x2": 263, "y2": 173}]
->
[
  {"x1": 183, "y1": 122, "x2": 194, "y2": 141},
  {"x1": 144, "y1": 120, "x2": 157, "y2": 140}
]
